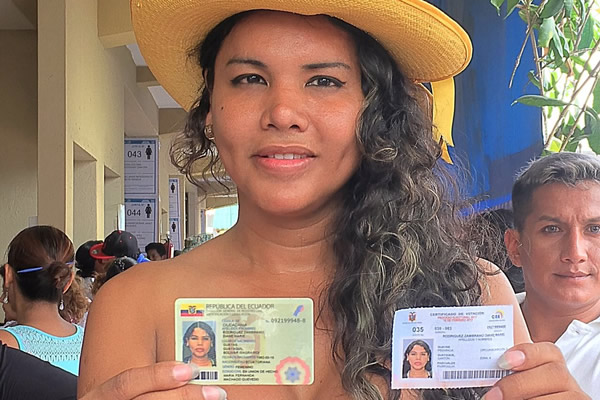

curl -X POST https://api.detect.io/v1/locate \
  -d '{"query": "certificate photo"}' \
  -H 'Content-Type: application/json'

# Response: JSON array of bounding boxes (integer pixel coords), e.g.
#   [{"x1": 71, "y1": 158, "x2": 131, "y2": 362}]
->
[{"x1": 402, "y1": 339, "x2": 433, "y2": 379}]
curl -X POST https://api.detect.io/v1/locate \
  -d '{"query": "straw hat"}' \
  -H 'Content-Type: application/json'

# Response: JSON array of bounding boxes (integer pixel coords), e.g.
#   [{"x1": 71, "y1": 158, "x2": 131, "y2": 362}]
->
[{"x1": 130, "y1": 0, "x2": 472, "y2": 112}]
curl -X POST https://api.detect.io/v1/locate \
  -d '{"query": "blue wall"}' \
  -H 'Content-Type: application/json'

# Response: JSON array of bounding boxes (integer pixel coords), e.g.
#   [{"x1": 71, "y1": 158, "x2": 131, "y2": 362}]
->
[{"x1": 431, "y1": 0, "x2": 543, "y2": 210}]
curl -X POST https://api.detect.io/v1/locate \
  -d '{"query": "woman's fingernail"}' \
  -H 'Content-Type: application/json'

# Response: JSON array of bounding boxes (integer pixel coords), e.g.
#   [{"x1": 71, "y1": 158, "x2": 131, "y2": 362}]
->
[
  {"x1": 202, "y1": 386, "x2": 227, "y2": 400},
  {"x1": 483, "y1": 387, "x2": 503, "y2": 400},
  {"x1": 498, "y1": 350, "x2": 525, "y2": 369},
  {"x1": 172, "y1": 363, "x2": 200, "y2": 381}
]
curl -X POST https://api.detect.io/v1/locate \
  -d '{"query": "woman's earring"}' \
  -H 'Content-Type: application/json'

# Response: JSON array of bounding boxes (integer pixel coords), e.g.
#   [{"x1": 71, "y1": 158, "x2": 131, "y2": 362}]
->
[
  {"x1": 204, "y1": 124, "x2": 214, "y2": 140},
  {"x1": 1, "y1": 291, "x2": 8, "y2": 304},
  {"x1": 59, "y1": 298, "x2": 64, "y2": 311}
]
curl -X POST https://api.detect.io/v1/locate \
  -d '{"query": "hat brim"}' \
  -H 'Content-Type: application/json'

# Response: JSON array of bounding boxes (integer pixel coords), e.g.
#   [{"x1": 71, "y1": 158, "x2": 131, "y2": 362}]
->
[
  {"x1": 131, "y1": 0, "x2": 472, "y2": 111},
  {"x1": 89, "y1": 243, "x2": 114, "y2": 260}
]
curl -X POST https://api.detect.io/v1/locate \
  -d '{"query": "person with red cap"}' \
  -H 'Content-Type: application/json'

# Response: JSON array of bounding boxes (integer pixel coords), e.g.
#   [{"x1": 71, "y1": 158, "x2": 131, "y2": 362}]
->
[{"x1": 89, "y1": 230, "x2": 140, "y2": 261}]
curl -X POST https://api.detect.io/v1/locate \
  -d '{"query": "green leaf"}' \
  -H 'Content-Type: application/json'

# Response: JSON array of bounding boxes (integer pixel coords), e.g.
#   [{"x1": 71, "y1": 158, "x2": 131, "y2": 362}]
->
[
  {"x1": 576, "y1": 0, "x2": 587, "y2": 19},
  {"x1": 587, "y1": 120, "x2": 600, "y2": 153},
  {"x1": 593, "y1": 81, "x2": 600, "y2": 112},
  {"x1": 550, "y1": 37, "x2": 565, "y2": 64},
  {"x1": 538, "y1": 17, "x2": 556, "y2": 47},
  {"x1": 578, "y1": 16, "x2": 594, "y2": 50},
  {"x1": 564, "y1": 137, "x2": 580, "y2": 152},
  {"x1": 585, "y1": 107, "x2": 599, "y2": 124},
  {"x1": 549, "y1": 137, "x2": 563, "y2": 152},
  {"x1": 513, "y1": 94, "x2": 570, "y2": 107},
  {"x1": 518, "y1": 4, "x2": 539, "y2": 23},
  {"x1": 563, "y1": 22, "x2": 576, "y2": 41},
  {"x1": 491, "y1": 0, "x2": 506, "y2": 15},
  {"x1": 506, "y1": 0, "x2": 520, "y2": 17},
  {"x1": 540, "y1": 0, "x2": 564, "y2": 19},
  {"x1": 518, "y1": 8, "x2": 529, "y2": 23},
  {"x1": 571, "y1": 56, "x2": 593, "y2": 73},
  {"x1": 528, "y1": 70, "x2": 542, "y2": 89},
  {"x1": 564, "y1": 0, "x2": 574, "y2": 16}
]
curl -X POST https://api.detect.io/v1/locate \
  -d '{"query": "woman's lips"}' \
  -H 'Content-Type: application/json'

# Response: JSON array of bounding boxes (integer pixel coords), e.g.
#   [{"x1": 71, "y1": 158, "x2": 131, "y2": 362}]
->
[{"x1": 253, "y1": 153, "x2": 314, "y2": 173}]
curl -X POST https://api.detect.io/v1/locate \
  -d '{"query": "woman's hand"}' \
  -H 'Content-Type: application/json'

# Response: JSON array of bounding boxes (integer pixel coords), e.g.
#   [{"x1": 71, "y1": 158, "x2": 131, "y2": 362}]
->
[
  {"x1": 483, "y1": 342, "x2": 590, "y2": 400},
  {"x1": 79, "y1": 361, "x2": 227, "y2": 400}
]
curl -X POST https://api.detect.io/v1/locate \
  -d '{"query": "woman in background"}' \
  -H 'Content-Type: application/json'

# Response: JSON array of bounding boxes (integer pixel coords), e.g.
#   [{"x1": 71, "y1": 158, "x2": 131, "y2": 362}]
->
[
  {"x1": 0, "y1": 226, "x2": 85, "y2": 375},
  {"x1": 90, "y1": 256, "x2": 138, "y2": 297}
]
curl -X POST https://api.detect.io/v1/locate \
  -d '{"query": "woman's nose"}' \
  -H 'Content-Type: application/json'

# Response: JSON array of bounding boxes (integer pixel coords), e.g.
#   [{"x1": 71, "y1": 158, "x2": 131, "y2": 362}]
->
[{"x1": 260, "y1": 86, "x2": 309, "y2": 133}]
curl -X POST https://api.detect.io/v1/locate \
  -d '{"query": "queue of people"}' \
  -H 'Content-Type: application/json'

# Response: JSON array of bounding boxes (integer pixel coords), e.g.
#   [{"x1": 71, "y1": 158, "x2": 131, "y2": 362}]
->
[
  {"x1": 0, "y1": 0, "x2": 598, "y2": 399},
  {"x1": 0, "y1": 227, "x2": 171, "y2": 399}
]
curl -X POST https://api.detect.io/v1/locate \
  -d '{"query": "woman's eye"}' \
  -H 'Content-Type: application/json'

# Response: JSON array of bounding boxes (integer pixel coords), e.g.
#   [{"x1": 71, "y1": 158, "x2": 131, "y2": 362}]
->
[
  {"x1": 306, "y1": 76, "x2": 344, "y2": 87},
  {"x1": 232, "y1": 74, "x2": 266, "y2": 85}
]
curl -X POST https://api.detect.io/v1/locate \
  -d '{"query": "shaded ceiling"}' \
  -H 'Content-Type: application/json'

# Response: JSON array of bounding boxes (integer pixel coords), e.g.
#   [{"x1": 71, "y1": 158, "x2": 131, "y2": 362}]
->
[{"x1": 0, "y1": 0, "x2": 36, "y2": 30}]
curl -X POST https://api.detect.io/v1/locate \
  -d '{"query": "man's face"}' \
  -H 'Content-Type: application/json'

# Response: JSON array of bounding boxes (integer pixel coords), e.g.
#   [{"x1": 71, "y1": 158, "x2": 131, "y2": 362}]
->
[
  {"x1": 506, "y1": 182, "x2": 600, "y2": 312},
  {"x1": 147, "y1": 249, "x2": 164, "y2": 262}
]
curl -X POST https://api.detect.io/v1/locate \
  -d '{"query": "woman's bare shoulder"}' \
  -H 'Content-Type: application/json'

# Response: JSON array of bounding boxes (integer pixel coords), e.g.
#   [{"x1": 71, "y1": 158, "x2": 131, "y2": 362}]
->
[
  {"x1": 476, "y1": 258, "x2": 531, "y2": 344},
  {"x1": 476, "y1": 257, "x2": 513, "y2": 304},
  {"x1": 78, "y1": 241, "x2": 226, "y2": 396}
]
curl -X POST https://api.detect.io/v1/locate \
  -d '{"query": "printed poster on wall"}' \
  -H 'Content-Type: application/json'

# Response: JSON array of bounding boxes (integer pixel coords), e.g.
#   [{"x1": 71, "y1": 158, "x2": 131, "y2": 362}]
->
[
  {"x1": 125, "y1": 197, "x2": 158, "y2": 252},
  {"x1": 169, "y1": 217, "x2": 182, "y2": 250},
  {"x1": 168, "y1": 178, "x2": 180, "y2": 217},
  {"x1": 124, "y1": 138, "x2": 159, "y2": 195},
  {"x1": 168, "y1": 177, "x2": 183, "y2": 250}
]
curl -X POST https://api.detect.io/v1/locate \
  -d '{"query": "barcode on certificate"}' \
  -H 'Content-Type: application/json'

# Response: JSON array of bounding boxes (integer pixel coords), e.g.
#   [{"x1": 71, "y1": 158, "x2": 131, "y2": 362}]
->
[
  {"x1": 442, "y1": 369, "x2": 510, "y2": 380},
  {"x1": 196, "y1": 371, "x2": 219, "y2": 381}
]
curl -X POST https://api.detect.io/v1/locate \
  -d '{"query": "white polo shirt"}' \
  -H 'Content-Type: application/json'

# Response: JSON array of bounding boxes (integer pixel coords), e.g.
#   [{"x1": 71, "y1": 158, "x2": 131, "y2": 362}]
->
[{"x1": 517, "y1": 292, "x2": 600, "y2": 398}]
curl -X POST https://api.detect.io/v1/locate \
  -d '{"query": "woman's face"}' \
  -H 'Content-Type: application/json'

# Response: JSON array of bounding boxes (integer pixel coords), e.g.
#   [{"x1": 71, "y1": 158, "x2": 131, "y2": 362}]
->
[
  {"x1": 186, "y1": 327, "x2": 212, "y2": 359},
  {"x1": 407, "y1": 344, "x2": 429, "y2": 371},
  {"x1": 207, "y1": 11, "x2": 363, "y2": 217}
]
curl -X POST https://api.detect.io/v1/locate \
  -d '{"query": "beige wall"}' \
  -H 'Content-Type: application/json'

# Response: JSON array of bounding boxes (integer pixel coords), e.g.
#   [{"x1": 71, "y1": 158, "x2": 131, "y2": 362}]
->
[
  {"x1": 2, "y1": 1, "x2": 213, "y2": 255},
  {"x1": 37, "y1": 0, "x2": 159, "y2": 248},
  {"x1": 0, "y1": 30, "x2": 38, "y2": 254}
]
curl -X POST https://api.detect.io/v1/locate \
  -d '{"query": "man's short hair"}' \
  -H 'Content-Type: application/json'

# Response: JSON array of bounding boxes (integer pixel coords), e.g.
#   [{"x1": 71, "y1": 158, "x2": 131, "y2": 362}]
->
[
  {"x1": 512, "y1": 152, "x2": 600, "y2": 230},
  {"x1": 145, "y1": 242, "x2": 166, "y2": 257}
]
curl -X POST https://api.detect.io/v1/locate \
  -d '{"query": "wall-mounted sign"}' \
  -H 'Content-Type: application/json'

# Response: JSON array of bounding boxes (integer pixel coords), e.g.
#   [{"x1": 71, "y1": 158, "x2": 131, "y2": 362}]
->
[
  {"x1": 125, "y1": 197, "x2": 158, "y2": 251},
  {"x1": 124, "y1": 138, "x2": 158, "y2": 195}
]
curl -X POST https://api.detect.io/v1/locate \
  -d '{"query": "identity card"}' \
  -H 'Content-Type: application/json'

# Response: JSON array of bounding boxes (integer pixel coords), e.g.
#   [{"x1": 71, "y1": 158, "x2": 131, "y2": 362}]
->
[
  {"x1": 175, "y1": 298, "x2": 313, "y2": 385},
  {"x1": 392, "y1": 305, "x2": 513, "y2": 389}
]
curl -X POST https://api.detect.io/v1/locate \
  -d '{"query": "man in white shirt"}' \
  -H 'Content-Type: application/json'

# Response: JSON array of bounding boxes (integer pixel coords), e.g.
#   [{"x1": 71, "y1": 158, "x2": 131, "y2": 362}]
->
[{"x1": 505, "y1": 152, "x2": 600, "y2": 397}]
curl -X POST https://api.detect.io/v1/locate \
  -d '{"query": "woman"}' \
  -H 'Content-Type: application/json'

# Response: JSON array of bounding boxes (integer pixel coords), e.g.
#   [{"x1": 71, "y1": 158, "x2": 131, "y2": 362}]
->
[
  {"x1": 79, "y1": 1, "x2": 588, "y2": 399},
  {"x1": 90, "y1": 256, "x2": 138, "y2": 297},
  {"x1": 0, "y1": 226, "x2": 85, "y2": 376},
  {"x1": 183, "y1": 321, "x2": 217, "y2": 367},
  {"x1": 402, "y1": 340, "x2": 432, "y2": 379},
  {"x1": 1, "y1": 263, "x2": 87, "y2": 327}
]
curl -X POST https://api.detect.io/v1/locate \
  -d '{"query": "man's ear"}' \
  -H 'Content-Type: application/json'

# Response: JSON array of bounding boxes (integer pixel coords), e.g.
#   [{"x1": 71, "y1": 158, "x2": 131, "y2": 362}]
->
[{"x1": 504, "y1": 229, "x2": 523, "y2": 268}]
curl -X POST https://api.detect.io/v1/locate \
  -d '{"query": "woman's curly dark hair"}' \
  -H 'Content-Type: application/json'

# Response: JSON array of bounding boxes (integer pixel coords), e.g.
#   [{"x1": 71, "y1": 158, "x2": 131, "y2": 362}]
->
[
  {"x1": 171, "y1": 11, "x2": 486, "y2": 400},
  {"x1": 60, "y1": 275, "x2": 89, "y2": 324}
]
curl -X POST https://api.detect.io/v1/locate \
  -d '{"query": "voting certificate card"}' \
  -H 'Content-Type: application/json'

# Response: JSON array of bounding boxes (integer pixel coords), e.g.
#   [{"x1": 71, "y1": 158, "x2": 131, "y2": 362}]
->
[
  {"x1": 392, "y1": 305, "x2": 513, "y2": 389},
  {"x1": 175, "y1": 298, "x2": 314, "y2": 385}
]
